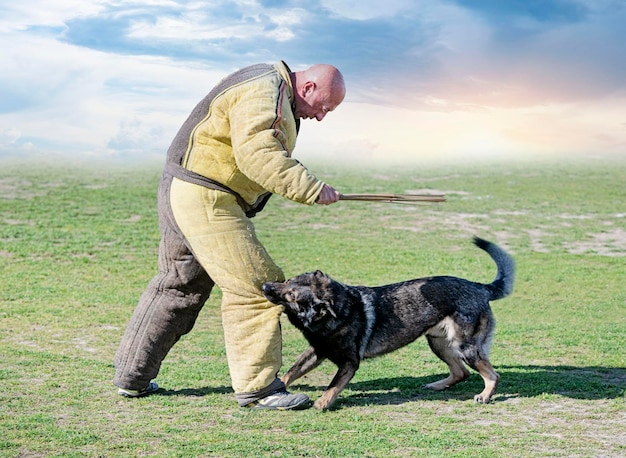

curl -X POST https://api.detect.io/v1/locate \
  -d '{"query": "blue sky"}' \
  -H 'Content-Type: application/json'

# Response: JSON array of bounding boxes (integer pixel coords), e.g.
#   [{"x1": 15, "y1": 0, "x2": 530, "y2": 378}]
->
[{"x1": 1, "y1": 0, "x2": 626, "y2": 164}]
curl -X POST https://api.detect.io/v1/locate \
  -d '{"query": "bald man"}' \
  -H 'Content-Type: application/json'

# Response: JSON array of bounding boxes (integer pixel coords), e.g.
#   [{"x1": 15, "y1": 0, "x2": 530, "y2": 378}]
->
[{"x1": 113, "y1": 61, "x2": 346, "y2": 410}]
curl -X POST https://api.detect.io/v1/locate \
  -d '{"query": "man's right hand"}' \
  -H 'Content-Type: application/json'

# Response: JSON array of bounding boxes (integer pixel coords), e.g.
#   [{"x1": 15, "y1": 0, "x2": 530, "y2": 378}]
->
[{"x1": 316, "y1": 184, "x2": 340, "y2": 205}]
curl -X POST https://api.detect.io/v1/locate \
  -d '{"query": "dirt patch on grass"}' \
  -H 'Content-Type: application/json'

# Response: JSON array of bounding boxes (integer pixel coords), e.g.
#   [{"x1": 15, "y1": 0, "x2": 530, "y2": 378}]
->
[
  {"x1": 563, "y1": 228, "x2": 626, "y2": 257},
  {"x1": 3, "y1": 218, "x2": 35, "y2": 226},
  {"x1": 0, "y1": 178, "x2": 62, "y2": 200},
  {"x1": 388, "y1": 212, "x2": 492, "y2": 238},
  {"x1": 386, "y1": 204, "x2": 626, "y2": 257},
  {"x1": 526, "y1": 228, "x2": 551, "y2": 253},
  {"x1": 406, "y1": 188, "x2": 470, "y2": 197},
  {"x1": 0, "y1": 179, "x2": 38, "y2": 199},
  {"x1": 522, "y1": 399, "x2": 626, "y2": 454},
  {"x1": 123, "y1": 214, "x2": 143, "y2": 223}
]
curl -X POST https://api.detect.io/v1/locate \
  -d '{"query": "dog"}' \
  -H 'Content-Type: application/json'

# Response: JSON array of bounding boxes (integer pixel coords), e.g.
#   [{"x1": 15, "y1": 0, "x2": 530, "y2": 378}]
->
[{"x1": 262, "y1": 237, "x2": 515, "y2": 410}]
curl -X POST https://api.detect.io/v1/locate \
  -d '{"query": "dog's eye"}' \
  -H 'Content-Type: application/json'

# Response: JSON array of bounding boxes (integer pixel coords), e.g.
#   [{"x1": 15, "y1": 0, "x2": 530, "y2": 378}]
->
[{"x1": 284, "y1": 291, "x2": 295, "y2": 302}]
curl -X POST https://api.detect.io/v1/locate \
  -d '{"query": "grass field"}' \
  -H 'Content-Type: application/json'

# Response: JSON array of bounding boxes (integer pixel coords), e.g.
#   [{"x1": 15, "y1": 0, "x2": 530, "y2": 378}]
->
[{"x1": 0, "y1": 156, "x2": 625, "y2": 457}]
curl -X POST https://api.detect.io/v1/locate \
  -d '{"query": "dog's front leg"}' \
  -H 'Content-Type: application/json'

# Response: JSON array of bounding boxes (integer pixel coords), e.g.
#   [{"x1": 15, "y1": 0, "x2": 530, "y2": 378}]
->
[
  {"x1": 314, "y1": 362, "x2": 358, "y2": 410},
  {"x1": 281, "y1": 346, "x2": 325, "y2": 387}
]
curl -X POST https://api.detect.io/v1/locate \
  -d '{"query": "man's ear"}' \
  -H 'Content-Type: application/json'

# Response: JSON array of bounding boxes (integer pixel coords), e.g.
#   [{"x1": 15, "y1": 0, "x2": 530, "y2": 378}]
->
[{"x1": 302, "y1": 81, "x2": 315, "y2": 97}]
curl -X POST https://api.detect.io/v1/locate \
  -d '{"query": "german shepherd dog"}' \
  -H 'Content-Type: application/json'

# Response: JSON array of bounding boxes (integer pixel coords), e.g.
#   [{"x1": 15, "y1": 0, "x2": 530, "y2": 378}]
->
[{"x1": 262, "y1": 237, "x2": 515, "y2": 410}]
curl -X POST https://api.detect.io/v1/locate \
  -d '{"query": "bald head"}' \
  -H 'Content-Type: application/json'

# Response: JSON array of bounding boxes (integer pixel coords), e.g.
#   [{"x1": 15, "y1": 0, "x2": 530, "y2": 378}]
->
[
  {"x1": 291, "y1": 64, "x2": 346, "y2": 121},
  {"x1": 302, "y1": 64, "x2": 346, "y2": 104}
]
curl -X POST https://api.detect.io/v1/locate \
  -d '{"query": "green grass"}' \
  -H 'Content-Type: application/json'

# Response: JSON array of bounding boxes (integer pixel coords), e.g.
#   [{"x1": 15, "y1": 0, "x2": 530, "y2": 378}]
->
[{"x1": 0, "y1": 156, "x2": 624, "y2": 457}]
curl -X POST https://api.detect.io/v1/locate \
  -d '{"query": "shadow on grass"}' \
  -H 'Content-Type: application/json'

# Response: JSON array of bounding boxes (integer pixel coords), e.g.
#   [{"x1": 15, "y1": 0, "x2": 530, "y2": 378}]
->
[
  {"x1": 156, "y1": 386, "x2": 233, "y2": 397},
  {"x1": 291, "y1": 365, "x2": 626, "y2": 409}
]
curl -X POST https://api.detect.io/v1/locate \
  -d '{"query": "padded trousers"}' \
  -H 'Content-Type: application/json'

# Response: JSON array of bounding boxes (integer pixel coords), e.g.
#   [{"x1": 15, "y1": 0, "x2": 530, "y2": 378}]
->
[{"x1": 114, "y1": 175, "x2": 286, "y2": 405}]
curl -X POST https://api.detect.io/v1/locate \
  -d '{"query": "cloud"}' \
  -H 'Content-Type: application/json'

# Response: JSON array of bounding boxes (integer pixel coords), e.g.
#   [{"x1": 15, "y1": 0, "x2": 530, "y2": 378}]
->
[
  {"x1": 452, "y1": 0, "x2": 590, "y2": 24},
  {"x1": 0, "y1": 28, "x2": 224, "y2": 158},
  {"x1": 319, "y1": 0, "x2": 416, "y2": 20},
  {"x1": 1, "y1": 0, "x2": 625, "y2": 161},
  {"x1": 21, "y1": 1, "x2": 626, "y2": 108}
]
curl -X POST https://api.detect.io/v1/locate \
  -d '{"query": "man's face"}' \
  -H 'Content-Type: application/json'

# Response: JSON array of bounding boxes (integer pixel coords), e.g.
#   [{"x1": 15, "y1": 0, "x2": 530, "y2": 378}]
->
[{"x1": 295, "y1": 83, "x2": 340, "y2": 121}]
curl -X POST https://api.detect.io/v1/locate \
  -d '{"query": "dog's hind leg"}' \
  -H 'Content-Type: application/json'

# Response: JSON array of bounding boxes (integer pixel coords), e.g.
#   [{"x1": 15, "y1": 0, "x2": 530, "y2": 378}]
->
[
  {"x1": 463, "y1": 313, "x2": 499, "y2": 403},
  {"x1": 423, "y1": 334, "x2": 470, "y2": 391},
  {"x1": 468, "y1": 357, "x2": 499, "y2": 404},
  {"x1": 281, "y1": 346, "x2": 325, "y2": 387}
]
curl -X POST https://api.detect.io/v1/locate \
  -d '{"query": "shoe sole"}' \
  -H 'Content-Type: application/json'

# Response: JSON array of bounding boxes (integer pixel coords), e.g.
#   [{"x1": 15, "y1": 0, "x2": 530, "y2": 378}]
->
[{"x1": 247, "y1": 399, "x2": 311, "y2": 411}]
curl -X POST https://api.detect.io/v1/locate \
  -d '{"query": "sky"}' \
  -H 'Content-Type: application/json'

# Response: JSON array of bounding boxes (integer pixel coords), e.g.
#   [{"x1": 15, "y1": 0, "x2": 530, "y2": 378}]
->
[{"x1": 1, "y1": 0, "x2": 626, "y2": 165}]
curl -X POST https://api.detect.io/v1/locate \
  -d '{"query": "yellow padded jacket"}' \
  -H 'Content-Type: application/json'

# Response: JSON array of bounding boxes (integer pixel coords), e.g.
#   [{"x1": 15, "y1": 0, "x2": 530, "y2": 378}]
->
[{"x1": 166, "y1": 61, "x2": 325, "y2": 209}]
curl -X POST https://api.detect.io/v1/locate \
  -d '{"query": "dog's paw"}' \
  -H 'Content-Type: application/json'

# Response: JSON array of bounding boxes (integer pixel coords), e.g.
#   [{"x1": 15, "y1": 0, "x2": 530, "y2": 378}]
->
[
  {"x1": 313, "y1": 399, "x2": 329, "y2": 410},
  {"x1": 423, "y1": 381, "x2": 449, "y2": 391},
  {"x1": 473, "y1": 394, "x2": 492, "y2": 404}
]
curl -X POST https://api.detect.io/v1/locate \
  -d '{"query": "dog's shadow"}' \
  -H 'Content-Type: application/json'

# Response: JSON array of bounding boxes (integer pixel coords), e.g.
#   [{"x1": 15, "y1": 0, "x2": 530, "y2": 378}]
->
[
  {"x1": 292, "y1": 365, "x2": 626, "y2": 409},
  {"x1": 149, "y1": 365, "x2": 625, "y2": 408}
]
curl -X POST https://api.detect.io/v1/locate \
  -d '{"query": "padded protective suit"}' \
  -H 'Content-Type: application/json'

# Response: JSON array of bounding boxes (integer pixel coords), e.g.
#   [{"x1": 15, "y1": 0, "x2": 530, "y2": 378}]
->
[{"x1": 113, "y1": 61, "x2": 325, "y2": 405}]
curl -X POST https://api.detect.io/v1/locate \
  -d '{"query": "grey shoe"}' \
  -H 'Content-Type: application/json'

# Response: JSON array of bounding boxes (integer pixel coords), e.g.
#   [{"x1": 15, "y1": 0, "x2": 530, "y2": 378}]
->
[
  {"x1": 246, "y1": 390, "x2": 311, "y2": 410},
  {"x1": 118, "y1": 381, "x2": 160, "y2": 398}
]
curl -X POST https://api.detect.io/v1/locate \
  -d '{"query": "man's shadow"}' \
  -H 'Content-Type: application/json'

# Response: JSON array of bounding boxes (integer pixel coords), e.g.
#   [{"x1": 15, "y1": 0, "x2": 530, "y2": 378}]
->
[{"x1": 157, "y1": 386, "x2": 233, "y2": 397}]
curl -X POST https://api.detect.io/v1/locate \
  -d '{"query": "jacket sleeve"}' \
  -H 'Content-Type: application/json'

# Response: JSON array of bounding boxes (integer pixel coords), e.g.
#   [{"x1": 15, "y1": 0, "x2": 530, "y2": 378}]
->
[{"x1": 229, "y1": 80, "x2": 325, "y2": 205}]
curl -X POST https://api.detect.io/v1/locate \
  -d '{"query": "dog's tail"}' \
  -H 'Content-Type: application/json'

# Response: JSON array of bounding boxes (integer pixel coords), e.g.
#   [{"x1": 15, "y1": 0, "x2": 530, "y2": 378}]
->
[{"x1": 473, "y1": 236, "x2": 515, "y2": 301}]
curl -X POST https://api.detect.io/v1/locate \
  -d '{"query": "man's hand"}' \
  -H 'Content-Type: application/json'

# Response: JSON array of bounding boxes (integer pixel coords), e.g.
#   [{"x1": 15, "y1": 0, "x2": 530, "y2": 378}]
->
[{"x1": 316, "y1": 184, "x2": 340, "y2": 205}]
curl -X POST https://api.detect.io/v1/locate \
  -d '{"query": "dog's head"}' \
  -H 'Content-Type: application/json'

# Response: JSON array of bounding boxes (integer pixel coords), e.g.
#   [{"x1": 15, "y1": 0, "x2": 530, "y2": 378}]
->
[{"x1": 262, "y1": 270, "x2": 339, "y2": 330}]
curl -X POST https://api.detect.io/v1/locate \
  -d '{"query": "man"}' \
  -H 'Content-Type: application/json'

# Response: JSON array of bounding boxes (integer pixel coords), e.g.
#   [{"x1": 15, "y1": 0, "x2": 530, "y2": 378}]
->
[{"x1": 113, "y1": 61, "x2": 346, "y2": 410}]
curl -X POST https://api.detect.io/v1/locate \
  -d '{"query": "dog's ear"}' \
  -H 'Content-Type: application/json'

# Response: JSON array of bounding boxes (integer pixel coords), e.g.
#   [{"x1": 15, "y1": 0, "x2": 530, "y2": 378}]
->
[{"x1": 314, "y1": 270, "x2": 325, "y2": 278}]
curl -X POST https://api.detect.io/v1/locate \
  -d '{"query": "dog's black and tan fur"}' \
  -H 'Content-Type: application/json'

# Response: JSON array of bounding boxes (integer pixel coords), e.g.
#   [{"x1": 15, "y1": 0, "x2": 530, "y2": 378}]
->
[{"x1": 262, "y1": 237, "x2": 515, "y2": 410}]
